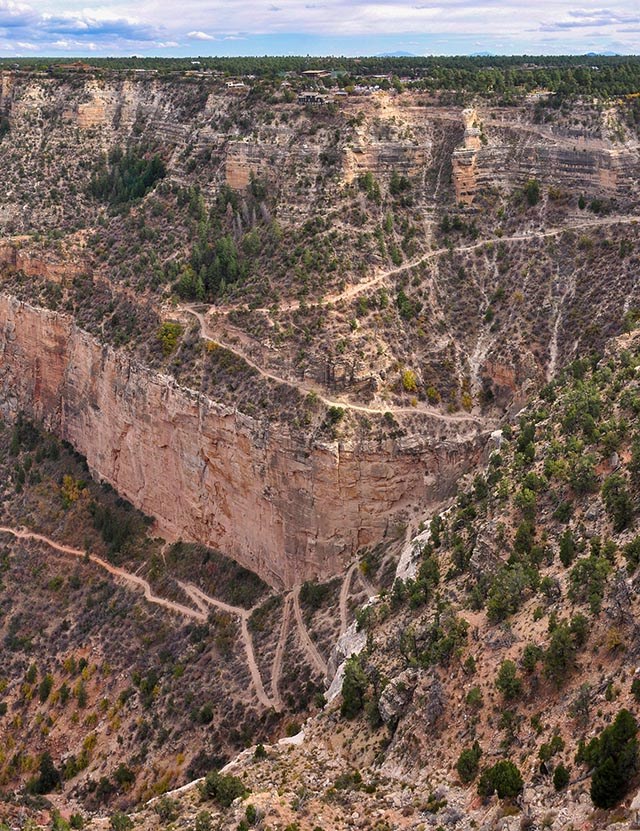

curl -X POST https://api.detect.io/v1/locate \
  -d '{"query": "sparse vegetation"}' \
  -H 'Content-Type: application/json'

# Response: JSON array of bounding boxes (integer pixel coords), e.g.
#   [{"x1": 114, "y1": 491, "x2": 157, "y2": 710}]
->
[{"x1": 1, "y1": 64, "x2": 640, "y2": 828}]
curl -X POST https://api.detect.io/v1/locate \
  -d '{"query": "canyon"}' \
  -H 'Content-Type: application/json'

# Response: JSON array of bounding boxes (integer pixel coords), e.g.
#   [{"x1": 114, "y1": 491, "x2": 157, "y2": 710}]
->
[
  {"x1": 0, "y1": 75, "x2": 636, "y2": 591},
  {"x1": 0, "y1": 59, "x2": 639, "y2": 825},
  {"x1": 0, "y1": 293, "x2": 482, "y2": 588}
]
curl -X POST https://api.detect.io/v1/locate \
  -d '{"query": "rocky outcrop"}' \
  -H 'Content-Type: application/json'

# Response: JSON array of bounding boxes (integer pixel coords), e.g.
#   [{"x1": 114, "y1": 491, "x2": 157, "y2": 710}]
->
[
  {"x1": 378, "y1": 668, "x2": 419, "y2": 726},
  {"x1": 452, "y1": 107, "x2": 640, "y2": 205},
  {"x1": 0, "y1": 242, "x2": 80, "y2": 284},
  {"x1": 468, "y1": 520, "x2": 503, "y2": 579},
  {"x1": 0, "y1": 294, "x2": 482, "y2": 588},
  {"x1": 380, "y1": 670, "x2": 446, "y2": 777},
  {"x1": 452, "y1": 108, "x2": 483, "y2": 205},
  {"x1": 344, "y1": 140, "x2": 429, "y2": 185}
]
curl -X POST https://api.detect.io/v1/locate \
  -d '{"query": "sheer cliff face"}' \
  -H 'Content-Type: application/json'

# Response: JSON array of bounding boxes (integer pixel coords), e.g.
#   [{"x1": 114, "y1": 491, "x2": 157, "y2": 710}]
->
[
  {"x1": 0, "y1": 74, "x2": 637, "y2": 236},
  {"x1": 0, "y1": 295, "x2": 480, "y2": 587},
  {"x1": 451, "y1": 106, "x2": 640, "y2": 205}
]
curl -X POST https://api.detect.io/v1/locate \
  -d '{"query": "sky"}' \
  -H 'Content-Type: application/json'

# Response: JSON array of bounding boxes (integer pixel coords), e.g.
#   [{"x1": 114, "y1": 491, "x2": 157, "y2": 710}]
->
[{"x1": 0, "y1": 0, "x2": 638, "y2": 57}]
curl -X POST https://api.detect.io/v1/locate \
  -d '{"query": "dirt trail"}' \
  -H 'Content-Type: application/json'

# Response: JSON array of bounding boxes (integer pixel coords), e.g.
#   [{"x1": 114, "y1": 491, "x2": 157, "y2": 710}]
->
[
  {"x1": 179, "y1": 581, "x2": 253, "y2": 619},
  {"x1": 182, "y1": 307, "x2": 484, "y2": 424},
  {"x1": 0, "y1": 526, "x2": 282, "y2": 710},
  {"x1": 179, "y1": 582, "x2": 279, "y2": 710},
  {"x1": 0, "y1": 526, "x2": 207, "y2": 622},
  {"x1": 339, "y1": 563, "x2": 357, "y2": 636},
  {"x1": 181, "y1": 215, "x2": 637, "y2": 424},
  {"x1": 292, "y1": 585, "x2": 328, "y2": 678},
  {"x1": 178, "y1": 581, "x2": 210, "y2": 617},
  {"x1": 216, "y1": 214, "x2": 638, "y2": 317},
  {"x1": 240, "y1": 617, "x2": 276, "y2": 710}
]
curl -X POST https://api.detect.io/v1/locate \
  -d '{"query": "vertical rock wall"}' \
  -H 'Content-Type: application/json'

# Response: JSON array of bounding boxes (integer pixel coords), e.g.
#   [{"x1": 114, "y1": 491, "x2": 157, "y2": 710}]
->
[{"x1": 0, "y1": 295, "x2": 482, "y2": 588}]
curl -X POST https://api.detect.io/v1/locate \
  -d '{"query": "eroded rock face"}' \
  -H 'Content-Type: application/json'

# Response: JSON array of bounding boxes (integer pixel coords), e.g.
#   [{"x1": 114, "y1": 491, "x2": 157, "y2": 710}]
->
[
  {"x1": 378, "y1": 668, "x2": 419, "y2": 726},
  {"x1": 0, "y1": 294, "x2": 482, "y2": 588},
  {"x1": 452, "y1": 106, "x2": 640, "y2": 206},
  {"x1": 380, "y1": 670, "x2": 446, "y2": 777}
]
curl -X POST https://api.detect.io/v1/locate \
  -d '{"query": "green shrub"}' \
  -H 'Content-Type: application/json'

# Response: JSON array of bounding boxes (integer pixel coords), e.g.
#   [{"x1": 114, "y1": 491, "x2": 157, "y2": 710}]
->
[
  {"x1": 200, "y1": 770, "x2": 248, "y2": 807},
  {"x1": 524, "y1": 179, "x2": 540, "y2": 206},
  {"x1": 28, "y1": 751, "x2": 61, "y2": 795},
  {"x1": 486, "y1": 563, "x2": 533, "y2": 622},
  {"x1": 602, "y1": 474, "x2": 633, "y2": 532},
  {"x1": 522, "y1": 643, "x2": 543, "y2": 673},
  {"x1": 340, "y1": 656, "x2": 368, "y2": 719},
  {"x1": 495, "y1": 660, "x2": 522, "y2": 700},
  {"x1": 113, "y1": 763, "x2": 135, "y2": 790},
  {"x1": 406, "y1": 552, "x2": 440, "y2": 607},
  {"x1": 466, "y1": 686, "x2": 483, "y2": 709},
  {"x1": 109, "y1": 813, "x2": 132, "y2": 831},
  {"x1": 559, "y1": 529, "x2": 575, "y2": 567},
  {"x1": 299, "y1": 581, "x2": 331, "y2": 611},
  {"x1": 154, "y1": 796, "x2": 179, "y2": 822},
  {"x1": 456, "y1": 742, "x2": 482, "y2": 783},
  {"x1": 582, "y1": 708, "x2": 638, "y2": 809},
  {"x1": 569, "y1": 454, "x2": 598, "y2": 495},
  {"x1": 568, "y1": 556, "x2": 610, "y2": 614},
  {"x1": 553, "y1": 500, "x2": 573, "y2": 523},
  {"x1": 553, "y1": 763, "x2": 570, "y2": 791},
  {"x1": 401, "y1": 369, "x2": 418, "y2": 393},
  {"x1": 544, "y1": 622, "x2": 577, "y2": 686},
  {"x1": 38, "y1": 673, "x2": 54, "y2": 703},
  {"x1": 477, "y1": 760, "x2": 523, "y2": 799},
  {"x1": 539, "y1": 734, "x2": 565, "y2": 761},
  {"x1": 326, "y1": 406, "x2": 345, "y2": 425},
  {"x1": 157, "y1": 321, "x2": 182, "y2": 356},
  {"x1": 624, "y1": 536, "x2": 640, "y2": 571},
  {"x1": 194, "y1": 811, "x2": 212, "y2": 831}
]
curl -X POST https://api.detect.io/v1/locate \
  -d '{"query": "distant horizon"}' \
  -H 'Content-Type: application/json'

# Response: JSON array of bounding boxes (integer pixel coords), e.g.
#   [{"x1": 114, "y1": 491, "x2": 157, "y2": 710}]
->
[
  {"x1": 0, "y1": 1, "x2": 638, "y2": 59},
  {"x1": 1, "y1": 51, "x2": 638, "y2": 60}
]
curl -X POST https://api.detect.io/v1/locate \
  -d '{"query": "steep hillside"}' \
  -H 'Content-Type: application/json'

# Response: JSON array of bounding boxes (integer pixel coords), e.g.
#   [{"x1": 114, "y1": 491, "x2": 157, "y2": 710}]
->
[
  {"x1": 0, "y1": 74, "x2": 639, "y2": 582},
  {"x1": 0, "y1": 416, "x2": 375, "y2": 819},
  {"x1": 1, "y1": 63, "x2": 640, "y2": 830},
  {"x1": 111, "y1": 326, "x2": 640, "y2": 831}
]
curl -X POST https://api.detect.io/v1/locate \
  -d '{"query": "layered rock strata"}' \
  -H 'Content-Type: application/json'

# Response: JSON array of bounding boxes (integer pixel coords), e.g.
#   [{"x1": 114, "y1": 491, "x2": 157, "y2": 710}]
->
[{"x1": 0, "y1": 294, "x2": 482, "y2": 587}]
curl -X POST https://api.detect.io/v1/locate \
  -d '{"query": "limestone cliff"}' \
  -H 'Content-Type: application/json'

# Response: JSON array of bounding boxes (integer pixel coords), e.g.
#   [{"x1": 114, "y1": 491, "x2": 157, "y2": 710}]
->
[
  {"x1": 0, "y1": 294, "x2": 481, "y2": 588},
  {"x1": 452, "y1": 106, "x2": 640, "y2": 205}
]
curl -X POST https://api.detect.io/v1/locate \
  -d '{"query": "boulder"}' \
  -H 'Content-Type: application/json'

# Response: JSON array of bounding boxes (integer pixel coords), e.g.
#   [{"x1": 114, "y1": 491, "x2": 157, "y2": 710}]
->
[{"x1": 378, "y1": 668, "x2": 419, "y2": 726}]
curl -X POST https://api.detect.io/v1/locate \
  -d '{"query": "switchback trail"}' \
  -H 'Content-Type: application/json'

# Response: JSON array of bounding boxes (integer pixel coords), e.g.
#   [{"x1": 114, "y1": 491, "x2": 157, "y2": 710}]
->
[
  {"x1": 0, "y1": 525, "x2": 282, "y2": 710},
  {"x1": 180, "y1": 215, "x2": 637, "y2": 424},
  {"x1": 181, "y1": 307, "x2": 485, "y2": 424},
  {"x1": 215, "y1": 214, "x2": 639, "y2": 317},
  {"x1": 0, "y1": 527, "x2": 392, "y2": 710},
  {"x1": 293, "y1": 584, "x2": 328, "y2": 678},
  {"x1": 179, "y1": 582, "x2": 280, "y2": 711},
  {"x1": 0, "y1": 526, "x2": 207, "y2": 622}
]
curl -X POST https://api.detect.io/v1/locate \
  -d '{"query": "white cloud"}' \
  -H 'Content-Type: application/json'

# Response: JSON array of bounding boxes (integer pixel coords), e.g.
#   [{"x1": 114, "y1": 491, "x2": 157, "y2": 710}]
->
[
  {"x1": 0, "y1": 0, "x2": 639, "y2": 53},
  {"x1": 187, "y1": 29, "x2": 216, "y2": 40}
]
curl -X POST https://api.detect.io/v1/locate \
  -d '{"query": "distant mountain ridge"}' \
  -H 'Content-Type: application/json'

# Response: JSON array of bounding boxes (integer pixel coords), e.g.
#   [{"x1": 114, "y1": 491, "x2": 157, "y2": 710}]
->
[{"x1": 375, "y1": 50, "x2": 418, "y2": 57}]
